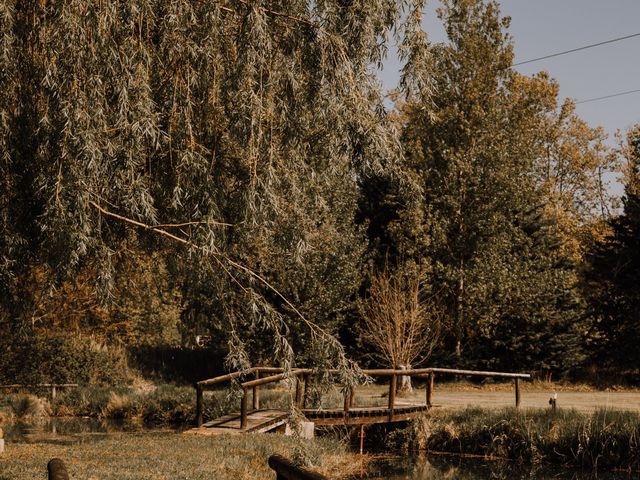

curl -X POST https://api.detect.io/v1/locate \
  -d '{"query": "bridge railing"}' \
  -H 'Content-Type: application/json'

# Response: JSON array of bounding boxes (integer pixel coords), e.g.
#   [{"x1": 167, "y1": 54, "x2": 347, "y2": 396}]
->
[
  {"x1": 195, "y1": 367, "x2": 312, "y2": 428},
  {"x1": 195, "y1": 367, "x2": 530, "y2": 428}
]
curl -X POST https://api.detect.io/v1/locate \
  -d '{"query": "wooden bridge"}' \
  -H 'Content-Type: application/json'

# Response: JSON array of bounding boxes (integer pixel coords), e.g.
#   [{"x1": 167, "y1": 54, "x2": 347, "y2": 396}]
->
[{"x1": 188, "y1": 366, "x2": 530, "y2": 435}]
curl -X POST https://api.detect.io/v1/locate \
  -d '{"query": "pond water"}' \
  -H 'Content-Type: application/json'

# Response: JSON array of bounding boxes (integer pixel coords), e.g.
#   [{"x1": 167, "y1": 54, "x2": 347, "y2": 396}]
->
[
  {"x1": 362, "y1": 455, "x2": 632, "y2": 480},
  {"x1": 2, "y1": 417, "x2": 179, "y2": 444}
]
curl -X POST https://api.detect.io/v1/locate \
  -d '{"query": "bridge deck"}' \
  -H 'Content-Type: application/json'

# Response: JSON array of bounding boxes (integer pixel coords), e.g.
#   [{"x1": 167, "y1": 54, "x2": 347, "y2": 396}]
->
[{"x1": 186, "y1": 404, "x2": 430, "y2": 435}]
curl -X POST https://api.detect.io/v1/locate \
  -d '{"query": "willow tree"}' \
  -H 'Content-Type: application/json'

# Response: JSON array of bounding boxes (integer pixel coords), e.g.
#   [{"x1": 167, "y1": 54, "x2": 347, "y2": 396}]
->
[{"x1": 0, "y1": 0, "x2": 429, "y2": 377}]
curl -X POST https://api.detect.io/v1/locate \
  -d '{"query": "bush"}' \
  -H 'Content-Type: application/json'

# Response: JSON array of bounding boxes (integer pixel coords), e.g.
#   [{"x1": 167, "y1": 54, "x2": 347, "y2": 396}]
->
[{"x1": 0, "y1": 334, "x2": 130, "y2": 386}]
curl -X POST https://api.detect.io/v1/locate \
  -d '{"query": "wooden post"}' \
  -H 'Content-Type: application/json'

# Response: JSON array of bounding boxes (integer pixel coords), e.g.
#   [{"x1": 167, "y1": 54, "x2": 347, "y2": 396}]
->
[
  {"x1": 515, "y1": 378, "x2": 521, "y2": 408},
  {"x1": 241, "y1": 388, "x2": 248, "y2": 429},
  {"x1": 349, "y1": 388, "x2": 356, "y2": 409},
  {"x1": 426, "y1": 372, "x2": 434, "y2": 407},
  {"x1": 195, "y1": 385, "x2": 204, "y2": 427},
  {"x1": 343, "y1": 389, "x2": 351, "y2": 417},
  {"x1": 388, "y1": 375, "x2": 397, "y2": 422},
  {"x1": 302, "y1": 374, "x2": 309, "y2": 409},
  {"x1": 295, "y1": 376, "x2": 304, "y2": 409},
  {"x1": 253, "y1": 370, "x2": 260, "y2": 411}
]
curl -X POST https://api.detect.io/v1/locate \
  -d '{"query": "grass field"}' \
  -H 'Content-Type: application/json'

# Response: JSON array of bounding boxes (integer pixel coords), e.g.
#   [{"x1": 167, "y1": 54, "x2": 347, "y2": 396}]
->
[{"x1": 0, "y1": 432, "x2": 364, "y2": 480}]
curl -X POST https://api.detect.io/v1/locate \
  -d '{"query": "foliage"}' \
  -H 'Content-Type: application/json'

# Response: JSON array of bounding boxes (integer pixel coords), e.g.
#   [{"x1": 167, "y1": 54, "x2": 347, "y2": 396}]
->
[
  {"x1": 359, "y1": 263, "x2": 440, "y2": 371},
  {"x1": 0, "y1": 0, "x2": 432, "y2": 380},
  {"x1": 586, "y1": 127, "x2": 640, "y2": 366},
  {"x1": 400, "y1": 0, "x2": 584, "y2": 371},
  {"x1": 0, "y1": 334, "x2": 130, "y2": 385}
]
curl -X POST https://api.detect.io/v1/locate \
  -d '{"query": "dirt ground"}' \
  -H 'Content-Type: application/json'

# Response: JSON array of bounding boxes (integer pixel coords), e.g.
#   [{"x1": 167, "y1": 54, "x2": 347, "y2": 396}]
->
[
  {"x1": 432, "y1": 389, "x2": 640, "y2": 412},
  {"x1": 354, "y1": 383, "x2": 640, "y2": 412}
]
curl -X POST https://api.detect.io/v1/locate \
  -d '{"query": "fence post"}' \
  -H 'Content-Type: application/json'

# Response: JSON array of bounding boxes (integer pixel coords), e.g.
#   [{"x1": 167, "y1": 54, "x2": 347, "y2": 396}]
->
[
  {"x1": 195, "y1": 385, "x2": 204, "y2": 427},
  {"x1": 253, "y1": 370, "x2": 260, "y2": 411},
  {"x1": 302, "y1": 374, "x2": 310, "y2": 409},
  {"x1": 515, "y1": 378, "x2": 521, "y2": 408},
  {"x1": 295, "y1": 376, "x2": 304, "y2": 409},
  {"x1": 388, "y1": 374, "x2": 397, "y2": 422},
  {"x1": 241, "y1": 387, "x2": 248, "y2": 429},
  {"x1": 343, "y1": 388, "x2": 351, "y2": 419},
  {"x1": 426, "y1": 372, "x2": 434, "y2": 407}
]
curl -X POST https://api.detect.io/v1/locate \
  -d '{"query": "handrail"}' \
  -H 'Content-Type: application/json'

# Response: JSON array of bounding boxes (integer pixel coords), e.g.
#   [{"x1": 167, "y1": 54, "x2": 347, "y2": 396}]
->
[
  {"x1": 197, "y1": 367, "x2": 288, "y2": 387},
  {"x1": 241, "y1": 369, "x2": 313, "y2": 389},
  {"x1": 0, "y1": 384, "x2": 79, "y2": 388},
  {"x1": 0, "y1": 383, "x2": 78, "y2": 400}
]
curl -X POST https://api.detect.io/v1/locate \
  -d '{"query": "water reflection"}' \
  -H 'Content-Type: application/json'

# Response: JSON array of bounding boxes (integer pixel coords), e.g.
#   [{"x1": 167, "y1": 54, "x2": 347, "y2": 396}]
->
[
  {"x1": 364, "y1": 455, "x2": 632, "y2": 480},
  {"x1": 2, "y1": 417, "x2": 176, "y2": 445}
]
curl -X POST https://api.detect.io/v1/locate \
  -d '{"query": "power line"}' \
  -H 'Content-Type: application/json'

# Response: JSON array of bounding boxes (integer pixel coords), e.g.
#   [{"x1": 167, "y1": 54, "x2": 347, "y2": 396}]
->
[
  {"x1": 513, "y1": 32, "x2": 640, "y2": 67},
  {"x1": 575, "y1": 88, "x2": 640, "y2": 105}
]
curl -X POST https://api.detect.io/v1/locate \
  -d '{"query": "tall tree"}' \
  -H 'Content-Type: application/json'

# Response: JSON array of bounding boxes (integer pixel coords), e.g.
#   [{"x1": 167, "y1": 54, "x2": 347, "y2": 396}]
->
[
  {"x1": 587, "y1": 127, "x2": 640, "y2": 367},
  {"x1": 402, "y1": 0, "x2": 583, "y2": 370},
  {"x1": 0, "y1": 0, "x2": 428, "y2": 375}
]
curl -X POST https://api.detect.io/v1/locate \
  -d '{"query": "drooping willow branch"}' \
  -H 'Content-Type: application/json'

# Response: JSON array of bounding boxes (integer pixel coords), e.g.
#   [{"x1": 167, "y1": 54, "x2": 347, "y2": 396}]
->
[{"x1": 89, "y1": 200, "x2": 361, "y2": 381}]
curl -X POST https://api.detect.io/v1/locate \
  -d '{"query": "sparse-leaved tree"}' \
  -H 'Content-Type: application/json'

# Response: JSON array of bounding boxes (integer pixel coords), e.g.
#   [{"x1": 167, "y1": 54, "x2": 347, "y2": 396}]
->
[{"x1": 360, "y1": 264, "x2": 440, "y2": 393}]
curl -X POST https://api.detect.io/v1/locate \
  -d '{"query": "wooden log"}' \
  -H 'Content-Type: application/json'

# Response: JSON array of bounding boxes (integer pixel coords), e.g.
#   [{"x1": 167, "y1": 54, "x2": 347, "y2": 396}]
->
[
  {"x1": 428, "y1": 368, "x2": 530, "y2": 379},
  {"x1": 47, "y1": 458, "x2": 69, "y2": 480},
  {"x1": 241, "y1": 388, "x2": 248, "y2": 429},
  {"x1": 426, "y1": 372, "x2": 434, "y2": 407},
  {"x1": 253, "y1": 370, "x2": 260, "y2": 411},
  {"x1": 197, "y1": 368, "x2": 258, "y2": 388},
  {"x1": 515, "y1": 378, "x2": 521, "y2": 408},
  {"x1": 241, "y1": 369, "x2": 313, "y2": 389},
  {"x1": 388, "y1": 375, "x2": 397, "y2": 422},
  {"x1": 268, "y1": 454, "x2": 329, "y2": 480},
  {"x1": 195, "y1": 385, "x2": 204, "y2": 427}
]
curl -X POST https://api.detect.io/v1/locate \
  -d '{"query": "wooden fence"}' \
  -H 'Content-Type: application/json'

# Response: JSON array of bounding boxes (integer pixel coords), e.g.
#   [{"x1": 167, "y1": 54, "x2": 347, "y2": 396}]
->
[{"x1": 0, "y1": 384, "x2": 78, "y2": 399}]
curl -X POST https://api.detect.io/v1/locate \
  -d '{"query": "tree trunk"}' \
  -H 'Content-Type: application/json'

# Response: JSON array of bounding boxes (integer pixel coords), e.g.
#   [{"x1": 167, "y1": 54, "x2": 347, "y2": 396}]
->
[
  {"x1": 396, "y1": 364, "x2": 412, "y2": 395},
  {"x1": 455, "y1": 261, "x2": 465, "y2": 361}
]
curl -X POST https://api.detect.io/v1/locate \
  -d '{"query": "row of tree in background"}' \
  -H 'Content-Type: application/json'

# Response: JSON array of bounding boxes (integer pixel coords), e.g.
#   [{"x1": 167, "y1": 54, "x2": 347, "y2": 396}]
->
[{"x1": 0, "y1": 0, "x2": 638, "y2": 385}]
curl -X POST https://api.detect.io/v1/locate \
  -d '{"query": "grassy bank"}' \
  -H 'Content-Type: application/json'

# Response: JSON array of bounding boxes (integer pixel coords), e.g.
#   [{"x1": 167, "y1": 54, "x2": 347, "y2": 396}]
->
[
  {"x1": 0, "y1": 382, "x2": 391, "y2": 427},
  {"x1": 0, "y1": 432, "x2": 364, "y2": 480},
  {"x1": 389, "y1": 407, "x2": 640, "y2": 471}
]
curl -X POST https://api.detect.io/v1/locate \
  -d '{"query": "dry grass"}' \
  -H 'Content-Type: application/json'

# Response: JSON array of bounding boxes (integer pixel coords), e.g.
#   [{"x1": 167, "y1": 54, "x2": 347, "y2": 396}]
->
[{"x1": 0, "y1": 432, "x2": 364, "y2": 480}]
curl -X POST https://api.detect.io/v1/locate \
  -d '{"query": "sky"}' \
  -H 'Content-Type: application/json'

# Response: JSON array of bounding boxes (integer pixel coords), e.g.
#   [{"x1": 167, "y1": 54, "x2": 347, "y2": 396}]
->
[{"x1": 378, "y1": 0, "x2": 640, "y2": 194}]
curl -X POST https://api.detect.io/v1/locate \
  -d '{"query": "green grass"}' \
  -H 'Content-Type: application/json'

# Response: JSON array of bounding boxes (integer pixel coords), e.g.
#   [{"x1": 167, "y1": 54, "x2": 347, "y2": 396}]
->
[
  {"x1": 0, "y1": 432, "x2": 362, "y2": 480},
  {"x1": 392, "y1": 407, "x2": 640, "y2": 471}
]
